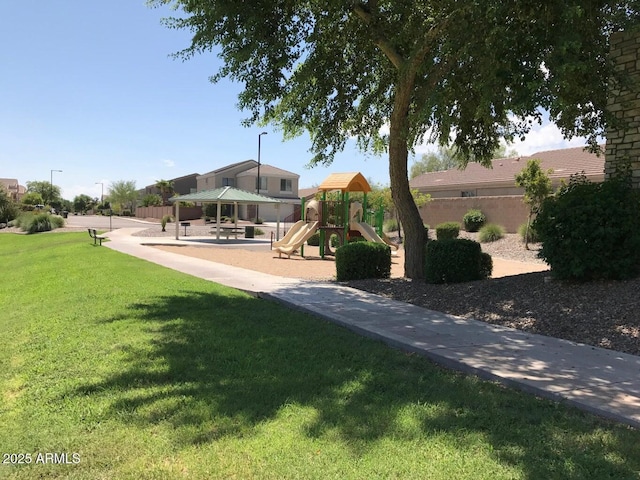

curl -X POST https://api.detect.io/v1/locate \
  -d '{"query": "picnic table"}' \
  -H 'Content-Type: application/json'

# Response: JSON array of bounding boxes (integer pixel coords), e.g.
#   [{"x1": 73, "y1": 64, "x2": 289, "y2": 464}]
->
[{"x1": 211, "y1": 225, "x2": 244, "y2": 239}]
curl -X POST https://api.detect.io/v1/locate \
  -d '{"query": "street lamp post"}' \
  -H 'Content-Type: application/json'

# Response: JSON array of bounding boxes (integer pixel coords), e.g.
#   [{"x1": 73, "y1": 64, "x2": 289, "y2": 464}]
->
[
  {"x1": 50, "y1": 169, "x2": 62, "y2": 207},
  {"x1": 256, "y1": 131, "x2": 268, "y2": 222},
  {"x1": 95, "y1": 182, "x2": 104, "y2": 205}
]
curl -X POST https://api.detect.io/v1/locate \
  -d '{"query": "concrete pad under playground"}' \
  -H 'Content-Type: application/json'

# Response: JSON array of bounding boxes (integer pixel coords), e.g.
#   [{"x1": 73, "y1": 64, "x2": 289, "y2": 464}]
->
[{"x1": 104, "y1": 228, "x2": 640, "y2": 430}]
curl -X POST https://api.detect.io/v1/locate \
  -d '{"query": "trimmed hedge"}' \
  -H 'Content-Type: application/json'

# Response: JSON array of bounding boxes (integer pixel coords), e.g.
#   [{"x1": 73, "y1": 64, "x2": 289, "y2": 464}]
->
[
  {"x1": 307, "y1": 232, "x2": 320, "y2": 246},
  {"x1": 435, "y1": 222, "x2": 460, "y2": 240},
  {"x1": 425, "y1": 239, "x2": 492, "y2": 284},
  {"x1": 463, "y1": 209, "x2": 486, "y2": 232},
  {"x1": 335, "y1": 241, "x2": 391, "y2": 281},
  {"x1": 534, "y1": 176, "x2": 640, "y2": 280}
]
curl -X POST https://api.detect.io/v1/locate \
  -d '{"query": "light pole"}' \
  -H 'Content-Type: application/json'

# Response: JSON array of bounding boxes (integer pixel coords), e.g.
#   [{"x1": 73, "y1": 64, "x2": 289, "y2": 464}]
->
[
  {"x1": 50, "y1": 169, "x2": 62, "y2": 207},
  {"x1": 256, "y1": 131, "x2": 268, "y2": 222},
  {"x1": 95, "y1": 182, "x2": 104, "y2": 205}
]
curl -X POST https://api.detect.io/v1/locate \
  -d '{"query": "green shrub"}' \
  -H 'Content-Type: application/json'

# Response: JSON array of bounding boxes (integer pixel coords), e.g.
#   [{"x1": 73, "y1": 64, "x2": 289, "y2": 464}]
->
[
  {"x1": 425, "y1": 239, "x2": 491, "y2": 284},
  {"x1": 0, "y1": 198, "x2": 20, "y2": 224},
  {"x1": 462, "y1": 209, "x2": 486, "y2": 232},
  {"x1": 479, "y1": 252, "x2": 493, "y2": 279},
  {"x1": 161, "y1": 214, "x2": 172, "y2": 231},
  {"x1": 203, "y1": 203, "x2": 217, "y2": 218},
  {"x1": 533, "y1": 176, "x2": 640, "y2": 280},
  {"x1": 383, "y1": 218, "x2": 399, "y2": 232},
  {"x1": 435, "y1": 222, "x2": 460, "y2": 240},
  {"x1": 20, "y1": 212, "x2": 58, "y2": 234},
  {"x1": 349, "y1": 236, "x2": 366, "y2": 243},
  {"x1": 330, "y1": 233, "x2": 348, "y2": 248},
  {"x1": 255, "y1": 217, "x2": 264, "y2": 225},
  {"x1": 336, "y1": 241, "x2": 391, "y2": 281},
  {"x1": 254, "y1": 228, "x2": 265, "y2": 236},
  {"x1": 518, "y1": 222, "x2": 540, "y2": 243},
  {"x1": 307, "y1": 232, "x2": 320, "y2": 246},
  {"x1": 50, "y1": 215, "x2": 65, "y2": 229},
  {"x1": 478, "y1": 223, "x2": 505, "y2": 243}
]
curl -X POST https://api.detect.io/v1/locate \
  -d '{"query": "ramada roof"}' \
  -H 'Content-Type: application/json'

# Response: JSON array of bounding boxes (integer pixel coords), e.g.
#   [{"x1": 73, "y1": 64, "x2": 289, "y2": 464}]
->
[{"x1": 410, "y1": 146, "x2": 605, "y2": 190}]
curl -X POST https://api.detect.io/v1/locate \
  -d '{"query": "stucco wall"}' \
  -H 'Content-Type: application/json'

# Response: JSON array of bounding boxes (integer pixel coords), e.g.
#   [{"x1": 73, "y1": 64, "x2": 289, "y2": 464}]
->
[
  {"x1": 136, "y1": 206, "x2": 203, "y2": 220},
  {"x1": 606, "y1": 27, "x2": 640, "y2": 187},
  {"x1": 419, "y1": 196, "x2": 530, "y2": 233}
]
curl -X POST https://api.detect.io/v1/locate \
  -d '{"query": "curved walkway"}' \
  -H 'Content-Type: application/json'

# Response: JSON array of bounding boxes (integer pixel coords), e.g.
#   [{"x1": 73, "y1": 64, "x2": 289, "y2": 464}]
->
[{"x1": 104, "y1": 228, "x2": 640, "y2": 429}]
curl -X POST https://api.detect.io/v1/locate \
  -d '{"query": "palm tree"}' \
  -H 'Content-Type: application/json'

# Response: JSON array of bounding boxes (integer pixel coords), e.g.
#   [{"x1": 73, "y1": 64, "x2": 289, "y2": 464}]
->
[{"x1": 154, "y1": 179, "x2": 174, "y2": 206}]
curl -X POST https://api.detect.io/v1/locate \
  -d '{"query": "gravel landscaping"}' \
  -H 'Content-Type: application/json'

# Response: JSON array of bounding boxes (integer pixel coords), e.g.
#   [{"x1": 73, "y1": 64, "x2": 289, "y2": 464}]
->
[{"x1": 347, "y1": 232, "x2": 640, "y2": 357}]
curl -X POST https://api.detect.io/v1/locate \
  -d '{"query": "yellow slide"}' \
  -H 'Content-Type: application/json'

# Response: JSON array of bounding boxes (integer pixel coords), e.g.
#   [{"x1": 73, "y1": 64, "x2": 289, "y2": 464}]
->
[
  {"x1": 352, "y1": 222, "x2": 399, "y2": 251},
  {"x1": 273, "y1": 221, "x2": 320, "y2": 258},
  {"x1": 272, "y1": 220, "x2": 307, "y2": 248}
]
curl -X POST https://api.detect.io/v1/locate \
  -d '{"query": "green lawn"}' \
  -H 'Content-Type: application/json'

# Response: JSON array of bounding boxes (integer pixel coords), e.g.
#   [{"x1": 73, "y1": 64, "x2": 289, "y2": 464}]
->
[{"x1": 1, "y1": 233, "x2": 639, "y2": 479}]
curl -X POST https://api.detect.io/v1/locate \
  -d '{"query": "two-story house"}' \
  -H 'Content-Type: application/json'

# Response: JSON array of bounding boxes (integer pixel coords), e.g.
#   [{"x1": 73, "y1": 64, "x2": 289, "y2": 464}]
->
[
  {"x1": 0, "y1": 178, "x2": 26, "y2": 202},
  {"x1": 196, "y1": 160, "x2": 300, "y2": 221}
]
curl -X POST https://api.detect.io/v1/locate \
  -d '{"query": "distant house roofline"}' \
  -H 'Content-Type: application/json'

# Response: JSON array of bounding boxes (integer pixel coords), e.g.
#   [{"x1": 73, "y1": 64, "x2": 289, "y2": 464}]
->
[
  {"x1": 410, "y1": 145, "x2": 605, "y2": 191},
  {"x1": 197, "y1": 160, "x2": 258, "y2": 178}
]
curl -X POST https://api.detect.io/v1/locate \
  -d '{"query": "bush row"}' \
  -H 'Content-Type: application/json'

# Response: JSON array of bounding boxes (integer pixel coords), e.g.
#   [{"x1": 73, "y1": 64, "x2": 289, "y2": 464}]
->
[{"x1": 424, "y1": 239, "x2": 492, "y2": 284}]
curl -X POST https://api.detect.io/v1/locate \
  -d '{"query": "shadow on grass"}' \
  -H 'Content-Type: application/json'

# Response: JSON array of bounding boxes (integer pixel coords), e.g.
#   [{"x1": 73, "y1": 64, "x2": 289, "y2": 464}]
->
[{"x1": 71, "y1": 289, "x2": 639, "y2": 477}]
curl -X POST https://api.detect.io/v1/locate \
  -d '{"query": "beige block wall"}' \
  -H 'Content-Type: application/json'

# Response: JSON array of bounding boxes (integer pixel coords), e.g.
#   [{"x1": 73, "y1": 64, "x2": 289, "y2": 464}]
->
[{"x1": 419, "y1": 196, "x2": 530, "y2": 233}]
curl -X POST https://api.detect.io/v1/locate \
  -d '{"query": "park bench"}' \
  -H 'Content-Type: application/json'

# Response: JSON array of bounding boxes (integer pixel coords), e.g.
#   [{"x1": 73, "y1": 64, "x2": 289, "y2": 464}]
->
[{"x1": 88, "y1": 228, "x2": 107, "y2": 246}]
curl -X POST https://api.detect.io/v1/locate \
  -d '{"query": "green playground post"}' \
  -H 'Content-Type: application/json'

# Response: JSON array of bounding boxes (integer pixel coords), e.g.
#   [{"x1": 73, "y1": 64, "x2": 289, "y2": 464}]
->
[
  {"x1": 319, "y1": 190, "x2": 326, "y2": 258},
  {"x1": 376, "y1": 206, "x2": 384, "y2": 236},
  {"x1": 343, "y1": 191, "x2": 349, "y2": 246},
  {"x1": 300, "y1": 196, "x2": 306, "y2": 257}
]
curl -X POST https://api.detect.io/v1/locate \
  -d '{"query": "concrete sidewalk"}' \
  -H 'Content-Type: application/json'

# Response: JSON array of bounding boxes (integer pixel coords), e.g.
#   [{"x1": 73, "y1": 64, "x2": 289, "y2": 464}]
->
[{"x1": 105, "y1": 228, "x2": 640, "y2": 429}]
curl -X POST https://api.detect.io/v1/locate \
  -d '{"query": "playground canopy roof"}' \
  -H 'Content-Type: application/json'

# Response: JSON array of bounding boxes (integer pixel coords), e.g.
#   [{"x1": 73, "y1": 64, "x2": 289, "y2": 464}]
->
[
  {"x1": 317, "y1": 172, "x2": 371, "y2": 193},
  {"x1": 168, "y1": 186, "x2": 282, "y2": 204}
]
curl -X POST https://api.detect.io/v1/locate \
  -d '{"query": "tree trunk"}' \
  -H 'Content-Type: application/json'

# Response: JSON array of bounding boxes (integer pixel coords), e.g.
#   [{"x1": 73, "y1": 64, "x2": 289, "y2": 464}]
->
[{"x1": 389, "y1": 78, "x2": 425, "y2": 279}]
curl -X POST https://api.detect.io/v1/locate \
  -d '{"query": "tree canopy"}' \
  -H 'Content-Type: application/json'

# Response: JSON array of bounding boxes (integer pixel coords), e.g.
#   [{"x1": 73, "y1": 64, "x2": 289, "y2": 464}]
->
[
  {"x1": 151, "y1": 0, "x2": 638, "y2": 277},
  {"x1": 26, "y1": 180, "x2": 62, "y2": 207},
  {"x1": 108, "y1": 180, "x2": 138, "y2": 213}
]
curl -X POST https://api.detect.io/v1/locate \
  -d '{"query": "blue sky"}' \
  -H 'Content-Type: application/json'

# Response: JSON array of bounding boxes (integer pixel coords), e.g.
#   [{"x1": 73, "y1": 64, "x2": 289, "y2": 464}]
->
[{"x1": 1, "y1": 1, "x2": 589, "y2": 201}]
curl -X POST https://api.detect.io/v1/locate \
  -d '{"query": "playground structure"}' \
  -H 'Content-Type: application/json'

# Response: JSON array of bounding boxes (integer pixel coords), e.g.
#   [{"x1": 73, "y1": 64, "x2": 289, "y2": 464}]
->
[{"x1": 272, "y1": 172, "x2": 399, "y2": 258}]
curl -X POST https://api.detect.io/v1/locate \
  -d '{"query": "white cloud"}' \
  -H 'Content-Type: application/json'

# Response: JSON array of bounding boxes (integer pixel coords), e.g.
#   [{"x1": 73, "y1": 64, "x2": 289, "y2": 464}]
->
[
  {"x1": 162, "y1": 159, "x2": 176, "y2": 168},
  {"x1": 507, "y1": 122, "x2": 588, "y2": 156},
  {"x1": 62, "y1": 183, "x2": 105, "y2": 201},
  {"x1": 410, "y1": 118, "x2": 591, "y2": 158}
]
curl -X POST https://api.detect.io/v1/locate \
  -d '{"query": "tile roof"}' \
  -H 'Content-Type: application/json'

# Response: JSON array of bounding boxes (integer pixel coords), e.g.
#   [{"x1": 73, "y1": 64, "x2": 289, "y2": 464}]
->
[
  {"x1": 410, "y1": 146, "x2": 605, "y2": 190},
  {"x1": 198, "y1": 160, "x2": 258, "y2": 177},
  {"x1": 298, "y1": 187, "x2": 319, "y2": 199},
  {"x1": 236, "y1": 164, "x2": 300, "y2": 178}
]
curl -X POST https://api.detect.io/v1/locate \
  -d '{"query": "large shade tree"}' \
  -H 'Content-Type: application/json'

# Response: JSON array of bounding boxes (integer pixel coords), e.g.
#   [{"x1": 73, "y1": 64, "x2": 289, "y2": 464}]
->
[
  {"x1": 108, "y1": 180, "x2": 138, "y2": 214},
  {"x1": 151, "y1": 0, "x2": 637, "y2": 278},
  {"x1": 26, "y1": 180, "x2": 62, "y2": 207}
]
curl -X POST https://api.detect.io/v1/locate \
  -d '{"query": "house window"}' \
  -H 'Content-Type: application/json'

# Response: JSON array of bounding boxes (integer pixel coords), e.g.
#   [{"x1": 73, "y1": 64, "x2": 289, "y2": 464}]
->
[
  {"x1": 222, "y1": 177, "x2": 235, "y2": 187},
  {"x1": 256, "y1": 177, "x2": 267, "y2": 191},
  {"x1": 461, "y1": 190, "x2": 476, "y2": 197},
  {"x1": 280, "y1": 178, "x2": 292, "y2": 192}
]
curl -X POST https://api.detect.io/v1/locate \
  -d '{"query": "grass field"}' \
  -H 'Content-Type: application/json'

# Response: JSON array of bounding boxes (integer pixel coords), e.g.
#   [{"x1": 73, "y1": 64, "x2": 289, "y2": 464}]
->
[{"x1": 1, "y1": 232, "x2": 639, "y2": 479}]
